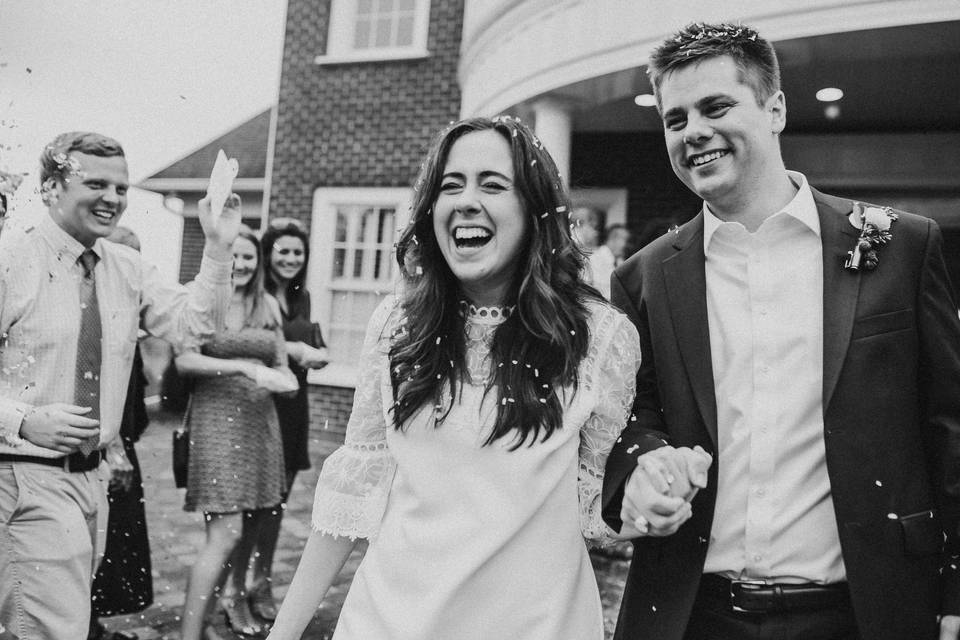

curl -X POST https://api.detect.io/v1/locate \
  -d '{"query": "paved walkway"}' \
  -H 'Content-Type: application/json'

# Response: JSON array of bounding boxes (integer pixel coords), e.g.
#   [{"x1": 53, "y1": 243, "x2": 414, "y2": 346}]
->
[{"x1": 101, "y1": 405, "x2": 630, "y2": 639}]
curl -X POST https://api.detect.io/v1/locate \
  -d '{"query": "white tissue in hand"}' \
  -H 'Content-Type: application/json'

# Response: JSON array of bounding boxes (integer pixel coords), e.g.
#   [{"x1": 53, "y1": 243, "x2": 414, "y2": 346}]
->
[
  {"x1": 206, "y1": 149, "x2": 239, "y2": 223},
  {"x1": 254, "y1": 365, "x2": 299, "y2": 393}
]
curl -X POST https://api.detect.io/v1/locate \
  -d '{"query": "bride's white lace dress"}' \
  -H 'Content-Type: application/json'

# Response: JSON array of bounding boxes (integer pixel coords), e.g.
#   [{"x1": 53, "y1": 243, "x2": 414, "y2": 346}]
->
[{"x1": 311, "y1": 296, "x2": 641, "y2": 640}]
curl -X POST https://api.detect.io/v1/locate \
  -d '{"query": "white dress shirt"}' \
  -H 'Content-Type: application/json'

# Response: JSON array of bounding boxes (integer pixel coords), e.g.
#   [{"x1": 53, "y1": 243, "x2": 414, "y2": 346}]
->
[
  {"x1": 702, "y1": 171, "x2": 845, "y2": 584},
  {"x1": 0, "y1": 214, "x2": 231, "y2": 457}
]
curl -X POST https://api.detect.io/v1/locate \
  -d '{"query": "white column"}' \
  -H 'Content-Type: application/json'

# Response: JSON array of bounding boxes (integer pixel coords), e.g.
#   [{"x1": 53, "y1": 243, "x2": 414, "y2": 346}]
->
[{"x1": 532, "y1": 97, "x2": 573, "y2": 188}]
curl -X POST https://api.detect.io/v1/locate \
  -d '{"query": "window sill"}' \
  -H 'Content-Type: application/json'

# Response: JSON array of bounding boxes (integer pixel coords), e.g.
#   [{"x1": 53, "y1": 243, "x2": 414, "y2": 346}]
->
[
  {"x1": 307, "y1": 362, "x2": 359, "y2": 388},
  {"x1": 314, "y1": 49, "x2": 430, "y2": 65}
]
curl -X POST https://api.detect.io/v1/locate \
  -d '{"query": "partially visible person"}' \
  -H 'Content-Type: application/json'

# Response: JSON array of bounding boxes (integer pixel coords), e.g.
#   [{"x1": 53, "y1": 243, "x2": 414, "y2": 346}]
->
[
  {"x1": 0, "y1": 132, "x2": 239, "y2": 640},
  {"x1": 588, "y1": 224, "x2": 631, "y2": 299},
  {"x1": 268, "y1": 115, "x2": 645, "y2": 640},
  {"x1": 602, "y1": 23, "x2": 960, "y2": 640},
  {"x1": 244, "y1": 217, "x2": 328, "y2": 623},
  {"x1": 87, "y1": 227, "x2": 154, "y2": 640},
  {"x1": 0, "y1": 170, "x2": 23, "y2": 236},
  {"x1": 570, "y1": 205, "x2": 601, "y2": 252},
  {"x1": 177, "y1": 225, "x2": 296, "y2": 640}
]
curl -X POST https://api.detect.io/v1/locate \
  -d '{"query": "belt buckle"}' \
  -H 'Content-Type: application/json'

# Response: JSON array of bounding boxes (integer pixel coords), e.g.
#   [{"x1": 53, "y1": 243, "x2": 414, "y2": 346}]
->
[{"x1": 730, "y1": 578, "x2": 767, "y2": 614}]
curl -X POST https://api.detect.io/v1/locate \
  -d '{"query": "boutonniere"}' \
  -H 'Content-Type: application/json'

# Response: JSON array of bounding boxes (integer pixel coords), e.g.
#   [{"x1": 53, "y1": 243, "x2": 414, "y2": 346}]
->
[{"x1": 844, "y1": 202, "x2": 898, "y2": 271}]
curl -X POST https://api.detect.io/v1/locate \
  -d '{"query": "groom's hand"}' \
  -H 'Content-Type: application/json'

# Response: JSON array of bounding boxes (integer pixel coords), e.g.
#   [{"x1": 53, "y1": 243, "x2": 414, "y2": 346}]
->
[
  {"x1": 940, "y1": 614, "x2": 960, "y2": 639},
  {"x1": 620, "y1": 448, "x2": 692, "y2": 537}
]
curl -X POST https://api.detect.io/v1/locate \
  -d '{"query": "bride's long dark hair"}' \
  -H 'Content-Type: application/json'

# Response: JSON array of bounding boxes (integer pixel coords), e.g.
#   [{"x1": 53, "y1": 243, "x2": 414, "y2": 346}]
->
[{"x1": 390, "y1": 116, "x2": 604, "y2": 449}]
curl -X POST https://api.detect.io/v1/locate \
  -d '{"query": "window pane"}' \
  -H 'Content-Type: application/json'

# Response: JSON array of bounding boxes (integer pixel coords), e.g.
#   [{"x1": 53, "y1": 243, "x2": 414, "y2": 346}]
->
[
  {"x1": 356, "y1": 208, "x2": 372, "y2": 243},
  {"x1": 352, "y1": 249, "x2": 365, "y2": 278},
  {"x1": 333, "y1": 248, "x2": 346, "y2": 278},
  {"x1": 378, "y1": 0, "x2": 395, "y2": 11},
  {"x1": 375, "y1": 16, "x2": 393, "y2": 47},
  {"x1": 335, "y1": 212, "x2": 348, "y2": 242},
  {"x1": 396, "y1": 15, "x2": 414, "y2": 46},
  {"x1": 358, "y1": 0, "x2": 373, "y2": 14},
  {"x1": 354, "y1": 18, "x2": 372, "y2": 49},
  {"x1": 398, "y1": 0, "x2": 416, "y2": 10}
]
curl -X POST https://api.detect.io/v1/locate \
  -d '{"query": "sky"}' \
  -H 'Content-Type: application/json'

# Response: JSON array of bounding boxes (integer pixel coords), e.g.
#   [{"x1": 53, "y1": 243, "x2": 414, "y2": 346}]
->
[
  {"x1": 0, "y1": 1, "x2": 287, "y2": 278},
  {"x1": 0, "y1": 1, "x2": 287, "y2": 185}
]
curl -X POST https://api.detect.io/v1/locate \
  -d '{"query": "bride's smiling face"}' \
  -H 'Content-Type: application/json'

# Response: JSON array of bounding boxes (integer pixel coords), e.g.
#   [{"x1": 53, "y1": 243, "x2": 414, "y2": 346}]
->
[{"x1": 432, "y1": 130, "x2": 529, "y2": 306}]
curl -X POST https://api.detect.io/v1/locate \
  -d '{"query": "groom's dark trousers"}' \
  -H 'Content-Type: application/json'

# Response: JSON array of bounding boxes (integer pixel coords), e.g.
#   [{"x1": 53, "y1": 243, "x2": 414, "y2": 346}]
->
[{"x1": 602, "y1": 189, "x2": 960, "y2": 640}]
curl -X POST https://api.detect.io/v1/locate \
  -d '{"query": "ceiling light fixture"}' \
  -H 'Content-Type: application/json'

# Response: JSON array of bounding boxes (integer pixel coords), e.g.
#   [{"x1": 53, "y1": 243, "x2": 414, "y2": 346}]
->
[
  {"x1": 634, "y1": 94, "x2": 657, "y2": 107},
  {"x1": 816, "y1": 87, "x2": 844, "y2": 102}
]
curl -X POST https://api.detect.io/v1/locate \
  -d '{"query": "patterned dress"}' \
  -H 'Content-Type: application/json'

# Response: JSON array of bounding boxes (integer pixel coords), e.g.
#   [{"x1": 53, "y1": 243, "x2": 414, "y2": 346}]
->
[
  {"x1": 183, "y1": 328, "x2": 286, "y2": 513},
  {"x1": 311, "y1": 297, "x2": 642, "y2": 640}
]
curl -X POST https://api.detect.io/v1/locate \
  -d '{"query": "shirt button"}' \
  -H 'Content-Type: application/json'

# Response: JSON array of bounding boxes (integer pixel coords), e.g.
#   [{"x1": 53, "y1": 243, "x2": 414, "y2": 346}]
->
[
  {"x1": 761, "y1": 366, "x2": 770, "y2": 374},
  {"x1": 753, "y1": 554, "x2": 762, "y2": 562},
  {"x1": 756, "y1": 488, "x2": 766, "y2": 497}
]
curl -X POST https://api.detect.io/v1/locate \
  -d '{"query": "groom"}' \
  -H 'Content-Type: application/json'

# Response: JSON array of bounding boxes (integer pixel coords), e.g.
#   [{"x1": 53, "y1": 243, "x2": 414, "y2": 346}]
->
[{"x1": 602, "y1": 23, "x2": 960, "y2": 640}]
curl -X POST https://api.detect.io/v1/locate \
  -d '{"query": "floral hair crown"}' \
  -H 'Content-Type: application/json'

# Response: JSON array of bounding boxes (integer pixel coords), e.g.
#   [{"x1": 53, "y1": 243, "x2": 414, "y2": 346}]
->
[{"x1": 674, "y1": 23, "x2": 760, "y2": 51}]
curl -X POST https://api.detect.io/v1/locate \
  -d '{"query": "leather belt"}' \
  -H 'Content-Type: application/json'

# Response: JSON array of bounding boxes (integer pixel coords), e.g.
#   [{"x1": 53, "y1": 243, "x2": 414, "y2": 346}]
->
[
  {"x1": 0, "y1": 450, "x2": 102, "y2": 472},
  {"x1": 700, "y1": 574, "x2": 850, "y2": 614}
]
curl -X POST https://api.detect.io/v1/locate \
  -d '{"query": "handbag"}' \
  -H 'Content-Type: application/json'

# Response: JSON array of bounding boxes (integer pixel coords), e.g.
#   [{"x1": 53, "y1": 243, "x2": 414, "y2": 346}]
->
[{"x1": 172, "y1": 396, "x2": 192, "y2": 489}]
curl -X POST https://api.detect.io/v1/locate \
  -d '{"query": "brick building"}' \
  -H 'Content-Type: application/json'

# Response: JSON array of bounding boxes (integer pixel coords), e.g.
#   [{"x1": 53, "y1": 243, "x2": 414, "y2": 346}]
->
[
  {"x1": 270, "y1": 0, "x2": 960, "y2": 443},
  {"x1": 268, "y1": 0, "x2": 465, "y2": 442}
]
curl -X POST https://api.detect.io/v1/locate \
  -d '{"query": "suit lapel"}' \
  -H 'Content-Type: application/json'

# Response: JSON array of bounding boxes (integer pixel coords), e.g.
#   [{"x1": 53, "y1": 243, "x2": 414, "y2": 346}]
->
[
  {"x1": 662, "y1": 214, "x2": 719, "y2": 447},
  {"x1": 815, "y1": 188, "x2": 862, "y2": 411}
]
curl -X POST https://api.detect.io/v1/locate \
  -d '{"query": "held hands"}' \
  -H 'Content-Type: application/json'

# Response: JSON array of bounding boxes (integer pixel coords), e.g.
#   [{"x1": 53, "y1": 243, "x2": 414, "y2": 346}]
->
[
  {"x1": 197, "y1": 193, "x2": 242, "y2": 258},
  {"x1": 18, "y1": 403, "x2": 99, "y2": 453},
  {"x1": 619, "y1": 445, "x2": 712, "y2": 539}
]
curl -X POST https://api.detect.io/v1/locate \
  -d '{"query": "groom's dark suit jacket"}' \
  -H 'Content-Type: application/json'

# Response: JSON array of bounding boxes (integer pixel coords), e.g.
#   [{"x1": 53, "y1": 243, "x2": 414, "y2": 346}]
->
[{"x1": 602, "y1": 188, "x2": 960, "y2": 640}]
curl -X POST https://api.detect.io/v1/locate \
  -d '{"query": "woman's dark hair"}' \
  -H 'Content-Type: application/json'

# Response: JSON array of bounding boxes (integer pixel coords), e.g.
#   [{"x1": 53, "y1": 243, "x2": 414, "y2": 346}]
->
[
  {"x1": 390, "y1": 115, "x2": 604, "y2": 449},
  {"x1": 261, "y1": 217, "x2": 311, "y2": 318},
  {"x1": 233, "y1": 225, "x2": 277, "y2": 330}
]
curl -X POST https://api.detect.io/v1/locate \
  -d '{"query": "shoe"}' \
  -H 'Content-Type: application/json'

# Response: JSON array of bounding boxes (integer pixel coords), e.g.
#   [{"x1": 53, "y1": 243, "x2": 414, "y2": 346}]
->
[
  {"x1": 222, "y1": 595, "x2": 264, "y2": 637},
  {"x1": 248, "y1": 581, "x2": 278, "y2": 622}
]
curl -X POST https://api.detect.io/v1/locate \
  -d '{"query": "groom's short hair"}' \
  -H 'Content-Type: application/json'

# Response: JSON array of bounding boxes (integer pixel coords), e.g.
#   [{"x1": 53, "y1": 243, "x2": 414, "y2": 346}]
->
[{"x1": 648, "y1": 23, "x2": 781, "y2": 109}]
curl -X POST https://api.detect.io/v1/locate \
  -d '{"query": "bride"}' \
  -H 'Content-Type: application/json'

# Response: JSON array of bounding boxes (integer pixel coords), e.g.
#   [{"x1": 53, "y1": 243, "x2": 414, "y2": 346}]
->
[{"x1": 268, "y1": 116, "x2": 645, "y2": 639}]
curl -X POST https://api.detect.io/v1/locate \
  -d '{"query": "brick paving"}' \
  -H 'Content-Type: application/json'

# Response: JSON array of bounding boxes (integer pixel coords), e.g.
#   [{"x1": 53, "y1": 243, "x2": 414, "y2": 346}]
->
[{"x1": 101, "y1": 405, "x2": 630, "y2": 639}]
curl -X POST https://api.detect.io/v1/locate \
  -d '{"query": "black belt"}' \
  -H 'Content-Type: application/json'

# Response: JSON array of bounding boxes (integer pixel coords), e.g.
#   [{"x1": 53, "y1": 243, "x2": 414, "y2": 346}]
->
[
  {"x1": 0, "y1": 450, "x2": 102, "y2": 472},
  {"x1": 700, "y1": 573, "x2": 850, "y2": 614}
]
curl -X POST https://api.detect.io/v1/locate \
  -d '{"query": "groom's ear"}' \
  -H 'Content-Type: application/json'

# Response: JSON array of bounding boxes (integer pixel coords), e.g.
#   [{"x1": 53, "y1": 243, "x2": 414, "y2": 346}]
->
[{"x1": 767, "y1": 90, "x2": 787, "y2": 135}]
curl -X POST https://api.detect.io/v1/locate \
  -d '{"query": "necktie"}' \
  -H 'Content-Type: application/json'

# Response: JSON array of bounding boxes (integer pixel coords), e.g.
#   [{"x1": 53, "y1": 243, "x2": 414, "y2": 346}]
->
[{"x1": 75, "y1": 249, "x2": 101, "y2": 456}]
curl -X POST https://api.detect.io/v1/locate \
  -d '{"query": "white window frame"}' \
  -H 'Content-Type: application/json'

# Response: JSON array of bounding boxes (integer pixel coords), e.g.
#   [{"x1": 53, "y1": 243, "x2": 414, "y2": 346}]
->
[
  {"x1": 316, "y1": 0, "x2": 431, "y2": 65},
  {"x1": 308, "y1": 187, "x2": 413, "y2": 387}
]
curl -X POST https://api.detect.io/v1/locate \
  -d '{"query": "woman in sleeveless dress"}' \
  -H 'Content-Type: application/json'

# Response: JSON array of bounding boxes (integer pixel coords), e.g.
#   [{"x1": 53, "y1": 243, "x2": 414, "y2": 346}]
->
[
  {"x1": 268, "y1": 116, "x2": 643, "y2": 640},
  {"x1": 177, "y1": 226, "x2": 298, "y2": 640}
]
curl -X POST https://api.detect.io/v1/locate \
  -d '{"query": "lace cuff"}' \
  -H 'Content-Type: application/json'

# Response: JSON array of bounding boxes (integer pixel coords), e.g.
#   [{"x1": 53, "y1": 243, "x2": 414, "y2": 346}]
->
[
  {"x1": 578, "y1": 306, "x2": 642, "y2": 546},
  {"x1": 311, "y1": 444, "x2": 397, "y2": 540}
]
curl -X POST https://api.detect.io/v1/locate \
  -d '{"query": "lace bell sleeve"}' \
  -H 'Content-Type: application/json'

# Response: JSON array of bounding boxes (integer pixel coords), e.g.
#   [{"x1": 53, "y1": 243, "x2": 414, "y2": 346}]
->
[
  {"x1": 578, "y1": 308, "x2": 642, "y2": 546},
  {"x1": 311, "y1": 296, "x2": 399, "y2": 540}
]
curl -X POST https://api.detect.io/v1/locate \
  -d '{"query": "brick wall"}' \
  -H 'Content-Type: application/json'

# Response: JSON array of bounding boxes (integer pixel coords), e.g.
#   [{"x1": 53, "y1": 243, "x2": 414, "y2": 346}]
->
[
  {"x1": 178, "y1": 215, "x2": 263, "y2": 283},
  {"x1": 570, "y1": 132, "x2": 701, "y2": 250},
  {"x1": 268, "y1": 0, "x2": 465, "y2": 229},
  {"x1": 306, "y1": 384, "x2": 354, "y2": 445}
]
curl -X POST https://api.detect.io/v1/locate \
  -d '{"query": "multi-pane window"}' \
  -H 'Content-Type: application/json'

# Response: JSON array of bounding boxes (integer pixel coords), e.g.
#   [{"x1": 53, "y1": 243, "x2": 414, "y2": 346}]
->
[
  {"x1": 354, "y1": 0, "x2": 418, "y2": 50},
  {"x1": 327, "y1": 205, "x2": 397, "y2": 361},
  {"x1": 310, "y1": 188, "x2": 411, "y2": 377},
  {"x1": 321, "y1": 0, "x2": 430, "y2": 63}
]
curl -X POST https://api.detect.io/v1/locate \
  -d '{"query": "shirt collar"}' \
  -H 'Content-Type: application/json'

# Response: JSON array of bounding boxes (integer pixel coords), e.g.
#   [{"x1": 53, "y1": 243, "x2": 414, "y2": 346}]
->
[
  {"x1": 702, "y1": 171, "x2": 820, "y2": 250},
  {"x1": 39, "y1": 213, "x2": 103, "y2": 263}
]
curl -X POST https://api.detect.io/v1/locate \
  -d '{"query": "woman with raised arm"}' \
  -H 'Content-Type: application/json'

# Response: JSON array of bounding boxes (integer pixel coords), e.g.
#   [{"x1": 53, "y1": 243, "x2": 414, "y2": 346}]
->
[
  {"x1": 177, "y1": 225, "x2": 297, "y2": 640},
  {"x1": 268, "y1": 116, "x2": 643, "y2": 640}
]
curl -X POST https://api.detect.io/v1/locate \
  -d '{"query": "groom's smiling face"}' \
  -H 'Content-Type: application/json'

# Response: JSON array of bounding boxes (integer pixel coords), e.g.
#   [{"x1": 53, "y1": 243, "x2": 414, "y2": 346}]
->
[{"x1": 658, "y1": 55, "x2": 786, "y2": 211}]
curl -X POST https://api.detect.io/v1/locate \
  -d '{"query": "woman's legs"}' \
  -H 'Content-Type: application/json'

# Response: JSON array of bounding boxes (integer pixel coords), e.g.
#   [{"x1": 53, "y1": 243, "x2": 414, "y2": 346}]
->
[
  {"x1": 250, "y1": 471, "x2": 296, "y2": 619},
  {"x1": 180, "y1": 512, "x2": 243, "y2": 640}
]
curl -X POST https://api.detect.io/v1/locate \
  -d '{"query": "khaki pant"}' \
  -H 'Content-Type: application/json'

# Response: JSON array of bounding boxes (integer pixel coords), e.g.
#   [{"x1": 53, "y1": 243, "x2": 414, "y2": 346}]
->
[{"x1": 0, "y1": 460, "x2": 109, "y2": 640}]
